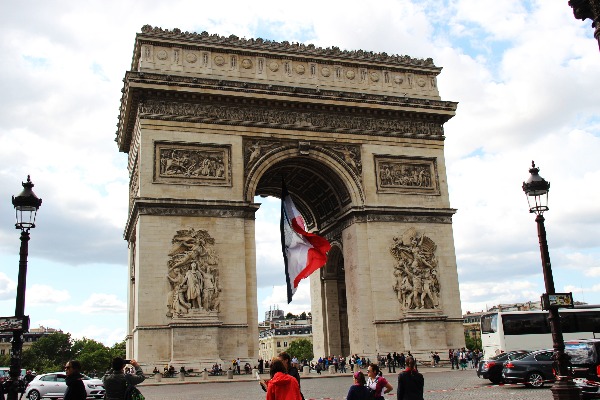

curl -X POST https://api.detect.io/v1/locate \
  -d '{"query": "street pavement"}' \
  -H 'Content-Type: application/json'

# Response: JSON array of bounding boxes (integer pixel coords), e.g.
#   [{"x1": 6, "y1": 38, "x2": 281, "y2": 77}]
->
[{"x1": 136, "y1": 366, "x2": 553, "y2": 400}]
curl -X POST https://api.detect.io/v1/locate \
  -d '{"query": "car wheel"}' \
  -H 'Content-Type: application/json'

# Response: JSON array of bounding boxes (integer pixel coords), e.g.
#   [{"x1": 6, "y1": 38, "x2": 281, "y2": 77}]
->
[
  {"x1": 527, "y1": 372, "x2": 545, "y2": 388},
  {"x1": 28, "y1": 389, "x2": 41, "y2": 400}
]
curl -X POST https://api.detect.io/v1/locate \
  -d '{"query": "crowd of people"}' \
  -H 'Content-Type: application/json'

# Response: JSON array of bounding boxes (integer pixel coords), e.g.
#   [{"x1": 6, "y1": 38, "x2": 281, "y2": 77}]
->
[{"x1": 448, "y1": 348, "x2": 483, "y2": 370}]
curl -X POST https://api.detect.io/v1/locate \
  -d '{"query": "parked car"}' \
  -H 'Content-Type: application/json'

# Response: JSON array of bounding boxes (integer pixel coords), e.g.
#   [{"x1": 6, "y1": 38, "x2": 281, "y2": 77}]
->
[
  {"x1": 502, "y1": 349, "x2": 555, "y2": 388},
  {"x1": 25, "y1": 372, "x2": 105, "y2": 400},
  {"x1": 565, "y1": 339, "x2": 600, "y2": 399},
  {"x1": 477, "y1": 350, "x2": 531, "y2": 384}
]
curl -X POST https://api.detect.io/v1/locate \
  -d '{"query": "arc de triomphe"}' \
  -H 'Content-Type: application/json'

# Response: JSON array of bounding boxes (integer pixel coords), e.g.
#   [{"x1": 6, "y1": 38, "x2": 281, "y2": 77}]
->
[{"x1": 116, "y1": 25, "x2": 464, "y2": 369}]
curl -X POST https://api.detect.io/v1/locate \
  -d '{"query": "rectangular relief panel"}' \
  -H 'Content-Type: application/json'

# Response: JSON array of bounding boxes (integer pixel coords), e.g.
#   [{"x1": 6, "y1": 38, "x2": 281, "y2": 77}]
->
[
  {"x1": 154, "y1": 141, "x2": 232, "y2": 186},
  {"x1": 374, "y1": 155, "x2": 440, "y2": 195}
]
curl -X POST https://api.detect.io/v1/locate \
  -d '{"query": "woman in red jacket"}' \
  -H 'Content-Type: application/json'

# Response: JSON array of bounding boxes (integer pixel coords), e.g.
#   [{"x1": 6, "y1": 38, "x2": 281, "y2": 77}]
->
[{"x1": 266, "y1": 360, "x2": 302, "y2": 400}]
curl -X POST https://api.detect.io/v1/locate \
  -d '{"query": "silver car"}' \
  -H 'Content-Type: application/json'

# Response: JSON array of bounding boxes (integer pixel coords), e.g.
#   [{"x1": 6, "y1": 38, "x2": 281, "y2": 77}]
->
[{"x1": 25, "y1": 372, "x2": 105, "y2": 400}]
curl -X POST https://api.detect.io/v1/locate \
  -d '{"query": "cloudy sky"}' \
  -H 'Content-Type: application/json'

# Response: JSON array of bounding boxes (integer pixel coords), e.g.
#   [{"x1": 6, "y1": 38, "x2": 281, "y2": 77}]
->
[{"x1": 1, "y1": 0, "x2": 599, "y2": 346}]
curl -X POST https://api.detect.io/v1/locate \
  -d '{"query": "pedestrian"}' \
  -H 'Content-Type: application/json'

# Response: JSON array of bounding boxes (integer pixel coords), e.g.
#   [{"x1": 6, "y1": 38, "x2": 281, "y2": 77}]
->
[
  {"x1": 366, "y1": 363, "x2": 393, "y2": 400},
  {"x1": 103, "y1": 358, "x2": 146, "y2": 400},
  {"x1": 265, "y1": 359, "x2": 302, "y2": 400},
  {"x1": 397, "y1": 356, "x2": 424, "y2": 400},
  {"x1": 346, "y1": 371, "x2": 370, "y2": 400},
  {"x1": 64, "y1": 360, "x2": 86, "y2": 400}
]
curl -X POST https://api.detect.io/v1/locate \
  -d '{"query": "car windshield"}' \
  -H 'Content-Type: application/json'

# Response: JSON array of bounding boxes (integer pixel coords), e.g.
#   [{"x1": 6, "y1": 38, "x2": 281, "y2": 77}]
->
[{"x1": 565, "y1": 342, "x2": 597, "y2": 364}]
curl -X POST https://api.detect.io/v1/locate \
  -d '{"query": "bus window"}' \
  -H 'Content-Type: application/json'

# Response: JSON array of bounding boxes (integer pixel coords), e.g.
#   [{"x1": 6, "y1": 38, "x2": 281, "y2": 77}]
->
[
  {"x1": 576, "y1": 312, "x2": 600, "y2": 333},
  {"x1": 502, "y1": 313, "x2": 550, "y2": 335},
  {"x1": 481, "y1": 313, "x2": 498, "y2": 333}
]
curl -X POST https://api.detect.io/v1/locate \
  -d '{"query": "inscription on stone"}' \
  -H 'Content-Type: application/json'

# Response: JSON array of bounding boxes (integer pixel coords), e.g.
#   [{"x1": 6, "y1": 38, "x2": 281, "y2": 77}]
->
[{"x1": 154, "y1": 142, "x2": 231, "y2": 186}]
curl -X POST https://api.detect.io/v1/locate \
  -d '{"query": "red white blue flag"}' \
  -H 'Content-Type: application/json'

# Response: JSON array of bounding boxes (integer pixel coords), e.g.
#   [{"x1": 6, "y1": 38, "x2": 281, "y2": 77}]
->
[{"x1": 280, "y1": 181, "x2": 331, "y2": 303}]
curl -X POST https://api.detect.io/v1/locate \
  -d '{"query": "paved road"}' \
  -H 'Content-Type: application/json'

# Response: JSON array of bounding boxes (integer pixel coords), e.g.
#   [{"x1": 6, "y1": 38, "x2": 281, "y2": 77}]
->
[{"x1": 137, "y1": 368, "x2": 553, "y2": 400}]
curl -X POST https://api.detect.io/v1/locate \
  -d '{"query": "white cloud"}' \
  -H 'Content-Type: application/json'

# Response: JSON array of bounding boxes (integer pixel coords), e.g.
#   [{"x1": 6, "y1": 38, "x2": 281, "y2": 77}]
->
[
  {"x1": 71, "y1": 325, "x2": 127, "y2": 347},
  {"x1": 59, "y1": 294, "x2": 126, "y2": 314},
  {"x1": 0, "y1": 273, "x2": 16, "y2": 300},
  {"x1": 27, "y1": 284, "x2": 70, "y2": 306},
  {"x1": 261, "y1": 283, "x2": 311, "y2": 316}
]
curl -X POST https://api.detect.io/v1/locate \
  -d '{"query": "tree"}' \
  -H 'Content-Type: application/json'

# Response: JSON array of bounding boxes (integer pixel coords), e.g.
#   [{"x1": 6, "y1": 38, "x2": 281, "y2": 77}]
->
[
  {"x1": 285, "y1": 312, "x2": 296, "y2": 319},
  {"x1": 22, "y1": 332, "x2": 73, "y2": 373},
  {"x1": 464, "y1": 334, "x2": 481, "y2": 351},
  {"x1": 287, "y1": 339, "x2": 313, "y2": 362},
  {"x1": 299, "y1": 312, "x2": 307, "y2": 320},
  {"x1": 72, "y1": 338, "x2": 113, "y2": 374},
  {"x1": 109, "y1": 339, "x2": 126, "y2": 359}
]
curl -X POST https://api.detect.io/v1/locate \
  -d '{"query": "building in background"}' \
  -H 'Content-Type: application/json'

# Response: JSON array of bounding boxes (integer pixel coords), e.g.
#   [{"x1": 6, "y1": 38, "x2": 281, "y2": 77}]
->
[
  {"x1": 258, "y1": 309, "x2": 312, "y2": 361},
  {"x1": 0, "y1": 326, "x2": 60, "y2": 357}
]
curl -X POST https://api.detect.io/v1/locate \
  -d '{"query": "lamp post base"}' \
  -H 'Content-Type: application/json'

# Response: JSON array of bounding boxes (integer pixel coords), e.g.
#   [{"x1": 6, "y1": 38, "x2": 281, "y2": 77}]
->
[{"x1": 551, "y1": 378, "x2": 581, "y2": 400}]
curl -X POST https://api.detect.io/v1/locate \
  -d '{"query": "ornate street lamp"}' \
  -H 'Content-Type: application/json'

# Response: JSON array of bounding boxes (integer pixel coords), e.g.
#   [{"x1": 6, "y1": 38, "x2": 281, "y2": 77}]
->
[
  {"x1": 522, "y1": 162, "x2": 579, "y2": 400},
  {"x1": 7, "y1": 176, "x2": 42, "y2": 400}
]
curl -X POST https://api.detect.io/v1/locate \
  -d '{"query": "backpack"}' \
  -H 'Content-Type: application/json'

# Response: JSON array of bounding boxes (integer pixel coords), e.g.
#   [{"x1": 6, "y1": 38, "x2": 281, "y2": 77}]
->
[{"x1": 124, "y1": 385, "x2": 145, "y2": 400}]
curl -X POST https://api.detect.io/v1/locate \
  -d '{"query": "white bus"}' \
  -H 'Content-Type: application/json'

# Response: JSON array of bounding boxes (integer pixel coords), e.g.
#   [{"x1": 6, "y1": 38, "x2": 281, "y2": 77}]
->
[{"x1": 480, "y1": 307, "x2": 600, "y2": 357}]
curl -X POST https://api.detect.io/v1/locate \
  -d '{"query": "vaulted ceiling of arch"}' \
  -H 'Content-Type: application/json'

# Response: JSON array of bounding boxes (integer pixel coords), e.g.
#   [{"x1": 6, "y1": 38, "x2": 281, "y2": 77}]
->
[{"x1": 255, "y1": 157, "x2": 351, "y2": 230}]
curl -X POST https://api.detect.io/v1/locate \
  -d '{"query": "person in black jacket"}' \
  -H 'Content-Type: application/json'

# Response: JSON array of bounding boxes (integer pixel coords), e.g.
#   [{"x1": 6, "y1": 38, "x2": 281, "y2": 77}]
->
[
  {"x1": 396, "y1": 356, "x2": 424, "y2": 400},
  {"x1": 64, "y1": 360, "x2": 87, "y2": 400}
]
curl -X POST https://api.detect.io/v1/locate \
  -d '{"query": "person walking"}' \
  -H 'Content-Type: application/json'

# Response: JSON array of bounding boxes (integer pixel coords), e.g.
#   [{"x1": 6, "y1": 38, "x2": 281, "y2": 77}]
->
[
  {"x1": 64, "y1": 360, "x2": 86, "y2": 400},
  {"x1": 346, "y1": 371, "x2": 370, "y2": 400},
  {"x1": 265, "y1": 360, "x2": 302, "y2": 400},
  {"x1": 366, "y1": 364, "x2": 393, "y2": 400},
  {"x1": 397, "y1": 356, "x2": 424, "y2": 400},
  {"x1": 103, "y1": 358, "x2": 146, "y2": 400}
]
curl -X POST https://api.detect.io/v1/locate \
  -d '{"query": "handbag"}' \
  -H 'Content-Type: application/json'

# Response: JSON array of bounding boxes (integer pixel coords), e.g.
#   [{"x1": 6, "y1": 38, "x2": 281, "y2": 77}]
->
[{"x1": 124, "y1": 384, "x2": 145, "y2": 400}]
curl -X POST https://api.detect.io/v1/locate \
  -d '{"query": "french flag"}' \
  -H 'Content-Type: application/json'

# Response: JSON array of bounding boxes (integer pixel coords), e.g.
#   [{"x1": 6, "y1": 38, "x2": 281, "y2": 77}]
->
[{"x1": 280, "y1": 181, "x2": 331, "y2": 303}]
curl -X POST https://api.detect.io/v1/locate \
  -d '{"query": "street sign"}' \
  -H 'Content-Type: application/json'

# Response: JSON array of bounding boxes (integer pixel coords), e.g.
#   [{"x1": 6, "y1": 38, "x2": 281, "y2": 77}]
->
[
  {"x1": 0, "y1": 316, "x2": 29, "y2": 332},
  {"x1": 541, "y1": 293, "x2": 574, "y2": 310}
]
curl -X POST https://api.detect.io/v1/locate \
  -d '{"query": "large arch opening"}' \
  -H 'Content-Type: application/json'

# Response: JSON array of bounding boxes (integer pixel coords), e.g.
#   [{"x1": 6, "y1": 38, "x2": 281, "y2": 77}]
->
[{"x1": 252, "y1": 153, "x2": 354, "y2": 359}]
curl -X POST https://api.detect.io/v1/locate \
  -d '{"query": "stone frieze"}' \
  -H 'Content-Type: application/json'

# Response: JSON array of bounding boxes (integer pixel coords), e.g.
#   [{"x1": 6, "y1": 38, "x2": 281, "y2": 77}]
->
[
  {"x1": 375, "y1": 155, "x2": 440, "y2": 195},
  {"x1": 140, "y1": 100, "x2": 444, "y2": 138},
  {"x1": 154, "y1": 141, "x2": 231, "y2": 186}
]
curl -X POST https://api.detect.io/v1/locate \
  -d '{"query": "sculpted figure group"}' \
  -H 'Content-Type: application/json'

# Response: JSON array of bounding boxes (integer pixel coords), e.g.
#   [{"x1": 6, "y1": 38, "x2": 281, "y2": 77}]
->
[
  {"x1": 166, "y1": 229, "x2": 221, "y2": 317},
  {"x1": 391, "y1": 228, "x2": 440, "y2": 310}
]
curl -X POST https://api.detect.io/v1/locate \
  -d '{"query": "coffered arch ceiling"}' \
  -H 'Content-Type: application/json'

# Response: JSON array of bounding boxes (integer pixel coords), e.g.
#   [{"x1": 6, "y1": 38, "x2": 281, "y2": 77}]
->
[{"x1": 254, "y1": 156, "x2": 352, "y2": 231}]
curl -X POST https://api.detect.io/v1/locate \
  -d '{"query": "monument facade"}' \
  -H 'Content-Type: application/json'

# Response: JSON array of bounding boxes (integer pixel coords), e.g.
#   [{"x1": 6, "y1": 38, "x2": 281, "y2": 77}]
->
[{"x1": 116, "y1": 25, "x2": 464, "y2": 369}]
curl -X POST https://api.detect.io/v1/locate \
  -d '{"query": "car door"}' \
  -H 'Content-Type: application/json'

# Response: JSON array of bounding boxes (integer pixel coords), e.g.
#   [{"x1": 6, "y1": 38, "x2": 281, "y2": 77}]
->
[
  {"x1": 532, "y1": 351, "x2": 555, "y2": 379},
  {"x1": 46, "y1": 373, "x2": 68, "y2": 397}
]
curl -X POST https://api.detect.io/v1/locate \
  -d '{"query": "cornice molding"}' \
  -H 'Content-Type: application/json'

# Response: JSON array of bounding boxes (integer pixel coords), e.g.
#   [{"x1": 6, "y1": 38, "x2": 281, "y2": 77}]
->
[
  {"x1": 321, "y1": 206, "x2": 457, "y2": 237},
  {"x1": 136, "y1": 25, "x2": 439, "y2": 70},
  {"x1": 124, "y1": 198, "x2": 260, "y2": 241}
]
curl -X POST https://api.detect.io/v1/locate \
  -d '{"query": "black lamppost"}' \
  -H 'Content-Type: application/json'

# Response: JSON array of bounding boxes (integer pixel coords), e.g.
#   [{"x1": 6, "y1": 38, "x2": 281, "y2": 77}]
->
[
  {"x1": 7, "y1": 176, "x2": 42, "y2": 400},
  {"x1": 522, "y1": 162, "x2": 580, "y2": 400}
]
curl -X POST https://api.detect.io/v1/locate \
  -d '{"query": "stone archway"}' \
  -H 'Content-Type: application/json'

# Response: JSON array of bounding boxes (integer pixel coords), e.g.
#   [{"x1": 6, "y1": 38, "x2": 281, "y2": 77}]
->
[{"x1": 116, "y1": 25, "x2": 465, "y2": 371}]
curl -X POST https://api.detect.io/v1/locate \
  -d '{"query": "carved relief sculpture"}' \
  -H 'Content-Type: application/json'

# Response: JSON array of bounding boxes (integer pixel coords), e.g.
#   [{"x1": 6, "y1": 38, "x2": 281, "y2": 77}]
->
[
  {"x1": 375, "y1": 156, "x2": 439, "y2": 195},
  {"x1": 390, "y1": 228, "x2": 440, "y2": 311},
  {"x1": 154, "y1": 142, "x2": 231, "y2": 186},
  {"x1": 166, "y1": 228, "x2": 221, "y2": 318}
]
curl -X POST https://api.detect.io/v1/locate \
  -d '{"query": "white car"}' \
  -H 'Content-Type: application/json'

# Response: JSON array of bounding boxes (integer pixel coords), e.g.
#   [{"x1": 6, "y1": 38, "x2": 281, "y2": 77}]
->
[{"x1": 25, "y1": 372, "x2": 105, "y2": 400}]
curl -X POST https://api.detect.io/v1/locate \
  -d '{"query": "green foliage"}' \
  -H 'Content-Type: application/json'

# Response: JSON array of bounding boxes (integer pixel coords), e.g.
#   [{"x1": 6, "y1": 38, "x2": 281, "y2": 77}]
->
[
  {"x1": 0, "y1": 353, "x2": 10, "y2": 366},
  {"x1": 110, "y1": 340, "x2": 126, "y2": 359},
  {"x1": 286, "y1": 339, "x2": 313, "y2": 362},
  {"x1": 22, "y1": 332, "x2": 73, "y2": 373},
  {"x1": 299, "y1": 312, "x2": 307, "y2": 320},
  {"x1": 464, "y1": 334, "x2": 481, "y2": 351},
  {"x1": 285, "y1": 312, "x2": 296, "y2": 319},
  {"x1": 20, "y1": 333, "x2": 127, "y2": 374},
  {"x1": 72, "y1": 338, "x2": 113, "y2": 374}
]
